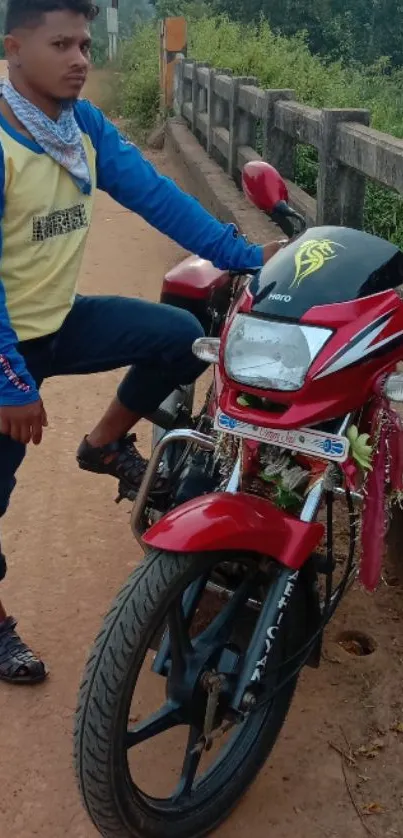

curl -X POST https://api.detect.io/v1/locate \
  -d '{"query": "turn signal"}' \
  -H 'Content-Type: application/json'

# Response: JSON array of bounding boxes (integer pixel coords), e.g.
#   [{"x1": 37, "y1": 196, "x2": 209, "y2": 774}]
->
[{"x1": 192, "y1": 338, "x2": 221, "y2": 364}]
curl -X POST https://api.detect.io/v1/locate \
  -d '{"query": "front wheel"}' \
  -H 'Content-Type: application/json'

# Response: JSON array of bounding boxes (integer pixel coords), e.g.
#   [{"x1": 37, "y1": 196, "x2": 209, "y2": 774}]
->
[{"x1": 74, "y1": 550, "x2": 307, "y2": 838}]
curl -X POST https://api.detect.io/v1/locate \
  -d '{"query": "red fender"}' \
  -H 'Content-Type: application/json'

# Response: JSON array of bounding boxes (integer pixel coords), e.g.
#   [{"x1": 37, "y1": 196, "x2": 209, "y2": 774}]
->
[{"x1": 143, "y1": 493, "x2": 324, "y2": 571}]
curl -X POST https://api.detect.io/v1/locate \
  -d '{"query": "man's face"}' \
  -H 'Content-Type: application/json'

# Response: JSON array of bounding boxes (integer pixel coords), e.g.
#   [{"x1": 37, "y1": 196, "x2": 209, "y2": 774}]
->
[{"x1": 7, "y1": 10, "x2": 91, "y2": 101}]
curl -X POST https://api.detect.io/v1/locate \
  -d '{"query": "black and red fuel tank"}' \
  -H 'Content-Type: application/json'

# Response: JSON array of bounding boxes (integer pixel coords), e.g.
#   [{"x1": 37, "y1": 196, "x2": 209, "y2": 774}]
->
[{"x1": 250, "y1": 226, "x2": 403, "y2": 320}]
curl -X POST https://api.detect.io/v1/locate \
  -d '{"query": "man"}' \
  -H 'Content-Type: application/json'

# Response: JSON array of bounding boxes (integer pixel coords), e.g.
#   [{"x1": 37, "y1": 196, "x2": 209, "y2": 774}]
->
[{"x1": 0, "y1": 0, "x2": 282, "y2": 684}]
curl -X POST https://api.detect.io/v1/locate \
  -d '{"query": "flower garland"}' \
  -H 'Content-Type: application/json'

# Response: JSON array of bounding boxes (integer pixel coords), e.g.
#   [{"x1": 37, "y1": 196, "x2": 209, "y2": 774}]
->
[{"x1": 344, "y1": 381, "x2": 403, "y2": 592}]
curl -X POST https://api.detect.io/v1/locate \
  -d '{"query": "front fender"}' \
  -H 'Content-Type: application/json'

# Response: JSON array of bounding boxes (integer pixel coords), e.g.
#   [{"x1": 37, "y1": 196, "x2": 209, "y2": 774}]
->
[{"x1": 143, "y1": 493, "x2": 324, "y2": 571}]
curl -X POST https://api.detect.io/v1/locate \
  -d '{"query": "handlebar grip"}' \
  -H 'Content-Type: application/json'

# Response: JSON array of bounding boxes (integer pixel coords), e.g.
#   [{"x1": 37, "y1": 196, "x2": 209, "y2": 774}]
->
[
  {"x1": 269, "y1": 202, "x2": 307, "y2": 239},
  {"x1": 270, "y1": 210, "x2": 296, "y2": 238}
]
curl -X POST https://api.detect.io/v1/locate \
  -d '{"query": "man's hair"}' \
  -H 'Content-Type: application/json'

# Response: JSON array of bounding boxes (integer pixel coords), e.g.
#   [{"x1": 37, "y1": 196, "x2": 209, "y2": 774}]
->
[{"x1": 5, "y1": 0, "x2": 99, "y2": 33}]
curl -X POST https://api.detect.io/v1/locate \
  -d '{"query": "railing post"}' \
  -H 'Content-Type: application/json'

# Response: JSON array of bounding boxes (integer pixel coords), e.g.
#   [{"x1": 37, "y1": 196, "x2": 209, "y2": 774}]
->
[
  {"x1": 206, "y1": 68, "x2": 214, "y2": 154},
  {"x1": 192, "y1": 61, "x2": 209, "y2": 134},
  {"x1": 262, "y1": 89, "x2": 296, "y2": 179},
  {"x1": 207, "y1": 69, "x2": 231, "y2": 155},
  {"x1": 173, "y1": 55, "x2": 185, "y2": 117},
  {"x1": 191, "y1": 62, "x2": 198, "y2": 134},
  {"x1": 227, "y1": 77, "x2": 238, "y2": 175},
  {"x1": 317, "y1": 108, "x2": 370, "y2": 227},
  {"x1": 182, "y1": 58, "x2": 194, "y2": 117},
  {"x1": 198, "y1": 70, "x2": 208, "y2": 115},
  {"x1": 228, "y1": 77, "x2": 258, "y2": 178},
  {"x1": 207, "y1": 70, "x2": 216, "y2": 154}
]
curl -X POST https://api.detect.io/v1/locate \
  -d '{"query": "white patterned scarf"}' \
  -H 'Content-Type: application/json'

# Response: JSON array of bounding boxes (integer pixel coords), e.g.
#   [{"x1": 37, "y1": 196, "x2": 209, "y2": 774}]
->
[{"x1": 0, "y1": 78, "x2": 92, "y2": 194}]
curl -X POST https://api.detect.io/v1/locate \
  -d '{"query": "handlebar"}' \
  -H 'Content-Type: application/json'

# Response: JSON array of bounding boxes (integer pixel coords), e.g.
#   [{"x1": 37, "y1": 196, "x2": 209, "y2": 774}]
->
[
  {"x1": 269, "y1": 201, "x2": 307, "y2": 239},
  {"x1": 229, "y1": 203, "x2": 306, "y2": 279}
]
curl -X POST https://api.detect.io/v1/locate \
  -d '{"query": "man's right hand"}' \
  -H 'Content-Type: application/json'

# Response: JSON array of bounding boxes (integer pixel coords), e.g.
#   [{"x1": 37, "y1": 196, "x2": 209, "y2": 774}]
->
[{"x1": 0, "y1": 400, "x2": 48, "y2": 445}]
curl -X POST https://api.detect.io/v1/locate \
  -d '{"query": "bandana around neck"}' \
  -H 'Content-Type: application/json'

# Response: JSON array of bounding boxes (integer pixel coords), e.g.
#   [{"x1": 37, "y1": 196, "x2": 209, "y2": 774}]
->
[{"x1": 0, "y1": 78, "x2": 92, "y2": 194}]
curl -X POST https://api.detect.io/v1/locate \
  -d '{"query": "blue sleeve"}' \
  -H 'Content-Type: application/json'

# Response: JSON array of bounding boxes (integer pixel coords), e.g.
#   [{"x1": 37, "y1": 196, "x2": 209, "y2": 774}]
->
[
  {"x1": 0, "y1": 282, "x2": 39, "y2": 407},
  {"x1": 75, "y1": 101, "x2": 264, "y2": 271},
  {"x1": 0, "y1": 147, "x2": 39, "y2": 407}
]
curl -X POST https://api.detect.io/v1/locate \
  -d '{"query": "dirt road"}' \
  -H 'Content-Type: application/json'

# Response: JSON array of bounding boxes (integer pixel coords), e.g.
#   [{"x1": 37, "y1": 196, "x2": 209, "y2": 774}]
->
[{"x1": 1, "y1": 69, "x2": 403, "y2": 838}]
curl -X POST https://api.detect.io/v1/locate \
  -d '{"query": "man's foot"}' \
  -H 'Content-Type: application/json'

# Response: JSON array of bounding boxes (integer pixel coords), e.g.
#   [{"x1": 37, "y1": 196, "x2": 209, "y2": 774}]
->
[
  {"x1": 77, "y1": 433, "x2": 151, "y2": 495},
  {"x1": 0, "y1": 617, "x2": 47, "y2": 684}
]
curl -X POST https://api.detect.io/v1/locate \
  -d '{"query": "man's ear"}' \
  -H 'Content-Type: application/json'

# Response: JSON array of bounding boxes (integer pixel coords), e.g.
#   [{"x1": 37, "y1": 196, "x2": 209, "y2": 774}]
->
[{"x1": 4, "y1": 35, "x2": 22, "y2": 68}]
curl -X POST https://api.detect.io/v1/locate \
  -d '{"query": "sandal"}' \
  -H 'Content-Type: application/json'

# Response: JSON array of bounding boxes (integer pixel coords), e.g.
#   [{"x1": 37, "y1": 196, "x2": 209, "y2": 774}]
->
[
  {"x1": 77, "y1": 433, "x2": 166, "y2": 498},
  {"x1": 0, "y1": 617, "x2": 47, "y2": 684}
]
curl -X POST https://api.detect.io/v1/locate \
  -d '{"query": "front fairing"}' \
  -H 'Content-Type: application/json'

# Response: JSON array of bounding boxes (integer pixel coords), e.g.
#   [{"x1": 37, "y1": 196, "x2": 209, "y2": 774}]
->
[{"x1": 250, "y1": 226, "x2": 403, "y2": 320}]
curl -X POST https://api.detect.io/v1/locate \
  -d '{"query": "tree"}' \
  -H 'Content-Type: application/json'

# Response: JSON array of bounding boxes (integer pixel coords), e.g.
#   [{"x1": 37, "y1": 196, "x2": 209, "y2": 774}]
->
[
  {"x1": 150, "y1": 0, "x2": 212, "y2": 19},
  {"x1": 210, "y1": 0, "x2": 403, "y2": 67}
]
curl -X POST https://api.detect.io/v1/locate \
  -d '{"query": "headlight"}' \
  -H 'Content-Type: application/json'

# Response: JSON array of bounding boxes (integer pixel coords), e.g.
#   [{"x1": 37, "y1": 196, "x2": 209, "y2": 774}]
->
[{"x1": 224, "y1": 314, "x2": 332, "y2": 391}]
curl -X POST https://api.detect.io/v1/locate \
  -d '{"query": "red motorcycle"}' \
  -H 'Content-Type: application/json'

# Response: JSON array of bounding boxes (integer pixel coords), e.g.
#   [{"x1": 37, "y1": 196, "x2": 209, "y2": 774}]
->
[{"x1": 74, "y1": 163, "x2": 403, "y2": 838}]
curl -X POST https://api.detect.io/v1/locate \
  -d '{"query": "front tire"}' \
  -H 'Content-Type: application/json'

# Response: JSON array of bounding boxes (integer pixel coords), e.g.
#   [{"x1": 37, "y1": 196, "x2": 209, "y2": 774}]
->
[{"x1": 74, "y1": 550, "x2": 307, "y2": 838}]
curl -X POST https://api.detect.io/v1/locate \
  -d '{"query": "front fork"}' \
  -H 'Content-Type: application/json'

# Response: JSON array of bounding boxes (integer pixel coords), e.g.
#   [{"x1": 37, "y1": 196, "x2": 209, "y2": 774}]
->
[
  {"x1": 232, "y1": 566, "x2": 300, "y2": 711},
  {"x1": 232, "y1": 480, "x2": 326, "y2": 711}
]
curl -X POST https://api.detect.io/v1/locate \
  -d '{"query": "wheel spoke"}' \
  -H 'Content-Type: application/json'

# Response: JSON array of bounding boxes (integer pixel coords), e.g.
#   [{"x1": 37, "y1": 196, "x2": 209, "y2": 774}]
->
[
  {"x1": 168, "y1": 599, "x2": 193, "y2": 678},
  {"x1": 172, "y1": 725, "x2": 202, "y2": 801},
  {"x1": 152, "y1": 576, "x2": 208, "y2": 676},
  {"x1": 195, "y1": 573, "x2": 254, "y2": 651},
  {"x1": 126, "y1": 701, "x2": 182, "y2": 749}
]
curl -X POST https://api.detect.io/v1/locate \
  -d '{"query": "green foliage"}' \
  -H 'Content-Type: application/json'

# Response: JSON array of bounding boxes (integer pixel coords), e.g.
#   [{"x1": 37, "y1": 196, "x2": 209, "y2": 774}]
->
[
  {"x1": 212, "y1": 0, "x2": 403, "y2": 69},
  {"x1": 118, "y1": 23, "x2": 160, "y2": 135},
  {"x1": 295, "y1": 146, "x2": 318, "y2": 196},
  {"x1": 365, "y1": 183, "x2": 403, "y2": 247},
  {"x1": 120, "y1": 14, "x2": 403, "y2": 245},
  {"x1": 188, "y1": 16, "x2": 403, "y2": 121},
  {"x1": 150, "y1": 0, "x2": 212, "y2": 19}
]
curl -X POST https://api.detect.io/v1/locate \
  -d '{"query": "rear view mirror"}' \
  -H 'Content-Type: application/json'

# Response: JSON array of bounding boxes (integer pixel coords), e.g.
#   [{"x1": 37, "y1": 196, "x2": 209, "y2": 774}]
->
[
  {"x1": 242, "y1": 161, "x2": 306, "y2": 238},
  {"x1": 242, "y1": 161, "x2": 288, "y2": 213}
]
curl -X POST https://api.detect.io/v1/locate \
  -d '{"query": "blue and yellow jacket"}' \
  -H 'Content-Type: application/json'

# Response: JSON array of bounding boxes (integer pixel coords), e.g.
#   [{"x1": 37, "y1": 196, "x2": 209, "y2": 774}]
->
[{"x1": 0, "y1": 100, "x2": 263, "y2": 407}]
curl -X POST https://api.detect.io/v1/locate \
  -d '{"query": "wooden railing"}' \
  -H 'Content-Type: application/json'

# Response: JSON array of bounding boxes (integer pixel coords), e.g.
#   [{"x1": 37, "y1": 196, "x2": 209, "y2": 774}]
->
[{"x1": 173, "y1": 57, "x2": 403, "y2": 229}]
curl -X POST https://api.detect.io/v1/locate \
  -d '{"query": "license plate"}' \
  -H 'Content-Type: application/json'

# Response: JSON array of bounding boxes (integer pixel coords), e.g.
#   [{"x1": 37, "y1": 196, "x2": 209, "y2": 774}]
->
[{"x1": 214, "y1": 411, "x2": 349, "y2": 463}]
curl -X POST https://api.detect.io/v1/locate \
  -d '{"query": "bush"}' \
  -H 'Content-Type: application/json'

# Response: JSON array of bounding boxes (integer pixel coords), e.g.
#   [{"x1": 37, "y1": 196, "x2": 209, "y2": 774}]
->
[
  {"x1": 117, "y1": 24, "x2": 160, "y2": 136},
  {"x1": 119, "y1": 15, "x2": 403, "y2": 245}
]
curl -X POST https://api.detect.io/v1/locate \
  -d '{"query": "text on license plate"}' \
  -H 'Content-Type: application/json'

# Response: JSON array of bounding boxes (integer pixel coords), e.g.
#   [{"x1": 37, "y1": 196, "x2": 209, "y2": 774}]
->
[{"x1": 214, "y1": 412, "x2": 349, "y2": 463}]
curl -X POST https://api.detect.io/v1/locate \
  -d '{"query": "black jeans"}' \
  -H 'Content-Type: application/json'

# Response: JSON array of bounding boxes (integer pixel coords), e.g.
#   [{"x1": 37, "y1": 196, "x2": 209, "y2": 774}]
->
[{"x1": 0, "y1": 294, "x2": 205, "y2": 577}]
